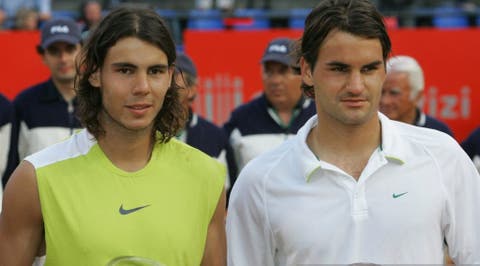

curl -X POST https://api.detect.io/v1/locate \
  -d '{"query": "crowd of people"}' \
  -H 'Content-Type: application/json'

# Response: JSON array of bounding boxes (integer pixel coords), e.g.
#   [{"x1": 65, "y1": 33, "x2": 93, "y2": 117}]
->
[
  {"x1": 4, "y1": 0, "x2": 480, "y2": 31},
  {"x1": 0, "y1": 0, "x2": 102, "y2": 31},
  {"x1": 0, "y1": 0, "x2": 480, "y2": 265}
]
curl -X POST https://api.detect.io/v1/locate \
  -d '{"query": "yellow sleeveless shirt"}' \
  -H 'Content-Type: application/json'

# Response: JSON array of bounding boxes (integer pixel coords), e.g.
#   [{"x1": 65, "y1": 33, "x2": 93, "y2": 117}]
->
[{"x1": 26, "y1": 129, "x2": 225, "y2": 265}]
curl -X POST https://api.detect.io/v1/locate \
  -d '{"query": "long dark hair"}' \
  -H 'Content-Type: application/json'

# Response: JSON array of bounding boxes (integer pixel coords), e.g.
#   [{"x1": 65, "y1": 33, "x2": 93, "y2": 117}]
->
[{"x1": 75, "y1": 7, "x2": 185, "y2": 143}]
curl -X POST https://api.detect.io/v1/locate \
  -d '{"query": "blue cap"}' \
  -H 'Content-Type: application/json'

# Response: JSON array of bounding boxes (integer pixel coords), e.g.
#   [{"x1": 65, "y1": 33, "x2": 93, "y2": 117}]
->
[
  {"x1": 40, "y1": 18, "x2": 82, "y2": 49},
  {"x1": 176, "y1": 52, "x2": 197, "y2": 78},
  {"x1": 261, "y1": 37, "x2": 295, "y2": 66}
]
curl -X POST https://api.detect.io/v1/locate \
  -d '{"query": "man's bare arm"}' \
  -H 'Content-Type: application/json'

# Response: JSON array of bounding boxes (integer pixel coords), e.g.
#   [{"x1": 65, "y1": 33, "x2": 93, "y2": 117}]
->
[
  {"x1": 0, "y1": 161, "x2": 44, "y2": 265},
  {"x1": 201, "y1": 189, "x2": 226, "y2": 266}
]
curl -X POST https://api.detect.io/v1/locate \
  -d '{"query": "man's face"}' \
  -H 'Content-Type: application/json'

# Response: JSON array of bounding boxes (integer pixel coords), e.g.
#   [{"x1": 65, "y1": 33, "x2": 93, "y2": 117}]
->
[
  {"x1": 42, "y1": 41, "x2": 81, "y2": 84},
  {"x1": 301, "y1": 30, "x2": 386, "y2": 126},
  {"x1": 85, "y1": 2, "x2": 102, "y2": 24},
  {"x1": 262, "y1": 61, "x2": 302, "y2": 110},
  {"x1": 89, "y1": 37, "x2": 173, "y2": 134},
  {"x1": 380, "y1": 71, "x2": 419, "y2": 123}
]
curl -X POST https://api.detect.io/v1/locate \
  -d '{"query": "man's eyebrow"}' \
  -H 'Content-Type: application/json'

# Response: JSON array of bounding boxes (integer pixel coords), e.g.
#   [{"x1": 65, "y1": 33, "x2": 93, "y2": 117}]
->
[
  {"x1": 325, "y1": 60, "x2": 383, "y2": 69},
  {"x1": 363, "y1": 60, "x2": 383, "y2": 68},
  {"x1": 148, "y1": 64, "x2": 169, "y2": 69},
  {"x1": 111, "y1": 63, "x2": 169, "y2": 69},
  {"x1": 325, "y1": 61, "x2": 349, "y2": 68},
  {"x1": 111, "y1": 62, "x2": 137, "y2": 68}
]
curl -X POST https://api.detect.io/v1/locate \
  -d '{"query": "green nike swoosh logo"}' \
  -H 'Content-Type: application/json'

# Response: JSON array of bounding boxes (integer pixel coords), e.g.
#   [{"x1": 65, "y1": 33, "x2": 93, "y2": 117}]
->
[
  {"x1": 119, "y1": 204, "x2": 150, "y2": 215},
  {"x1": 392, "y1": 192, "x2": 408, "y2": 198}
]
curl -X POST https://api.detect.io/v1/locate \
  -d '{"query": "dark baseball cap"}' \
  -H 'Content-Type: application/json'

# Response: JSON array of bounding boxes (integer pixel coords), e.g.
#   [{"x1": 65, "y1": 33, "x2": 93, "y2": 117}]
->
[
  {"x1": 261, "y1": 37, "x2": 295, "y2": 66},
  {"x1": 40, "y1": 18, "x2": 82, "y2": 49},
  {"x1": 176, "y1": 52, "x2": 197, "y2": 78}
]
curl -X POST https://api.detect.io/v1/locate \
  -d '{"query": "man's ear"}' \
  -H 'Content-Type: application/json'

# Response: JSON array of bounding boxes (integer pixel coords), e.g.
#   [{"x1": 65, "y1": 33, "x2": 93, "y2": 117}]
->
[
  {"x1": 300, "y1": 57, "x2": 313, "y2": 87},
  {"x1": 89, "y1": 71, "x2": 100, "y2": 88}
]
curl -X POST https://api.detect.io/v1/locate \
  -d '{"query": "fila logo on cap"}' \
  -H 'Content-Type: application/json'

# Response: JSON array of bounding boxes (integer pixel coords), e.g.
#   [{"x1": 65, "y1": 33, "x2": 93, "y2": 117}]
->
[
  {"x1": 50, "y1": 25, "x2": 70, "y2": 34},
  {"x1": 268, "y1": 44, "x2": 287, "y2": 53}
]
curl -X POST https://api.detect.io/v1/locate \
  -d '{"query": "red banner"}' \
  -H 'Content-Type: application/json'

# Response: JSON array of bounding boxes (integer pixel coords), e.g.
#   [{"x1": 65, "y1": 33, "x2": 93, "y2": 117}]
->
[
  {"x1": 0, "y1": 31, "x2": 50, "y2": 100},
  {"x1": 184, "y1": 28, "x2": 480, "y2": 142},
  {"x1": 1, "y1": 29, "x2": 479, "y2": 141}
]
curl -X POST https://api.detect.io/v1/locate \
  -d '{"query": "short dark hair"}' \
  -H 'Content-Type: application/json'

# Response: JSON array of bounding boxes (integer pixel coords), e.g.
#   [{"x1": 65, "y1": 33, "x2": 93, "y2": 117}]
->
[
  {"x1": 75, "y1": 7, "x2": 185, "y2": 142},
  {"x1": 300, "y1": 0, "x2": 391, "y2": 97}
]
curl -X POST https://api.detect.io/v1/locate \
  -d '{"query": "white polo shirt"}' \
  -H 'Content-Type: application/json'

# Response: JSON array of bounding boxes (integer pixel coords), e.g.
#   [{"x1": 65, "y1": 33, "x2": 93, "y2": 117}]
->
[{"x1": 227, "y1": 113, "x2": 480, "y2": 265}]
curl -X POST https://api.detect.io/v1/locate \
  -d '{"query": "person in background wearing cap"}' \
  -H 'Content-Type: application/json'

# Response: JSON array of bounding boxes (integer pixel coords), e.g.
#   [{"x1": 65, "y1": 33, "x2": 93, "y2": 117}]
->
[
  {"x1": 227, "y1": 0, "x2": 480, "y2": 264},
  {"x1": 3, "y1": 18, "x2": 83, "y2": 187},
  {"x1": 175, "y1": 52, "x2": 234, "y2": 194},
  {"x1": 380, "y1": 55, "x2": 453, "y2": 136},
  {"x1": 223, "y1": 37, "x2": 316, "y2": 185}
]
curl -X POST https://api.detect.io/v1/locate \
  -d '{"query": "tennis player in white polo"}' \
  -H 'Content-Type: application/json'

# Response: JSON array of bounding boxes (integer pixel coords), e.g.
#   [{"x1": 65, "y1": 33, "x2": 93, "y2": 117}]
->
[{"x1": 227, "y1": 0, "x2": 480, "y2": 264}]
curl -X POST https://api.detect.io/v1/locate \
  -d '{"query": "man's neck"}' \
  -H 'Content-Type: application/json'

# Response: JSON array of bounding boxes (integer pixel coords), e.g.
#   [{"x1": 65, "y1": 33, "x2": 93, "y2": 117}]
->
[
  {"x1": 403, "y1": 107, "x2": 419, "y2": 125},
  {"x1": 97, "y1": 118, "x2": 155, "y2": 172},
  {"x1": 307, "y1": 114, "x2": 381, "y2": 179}
]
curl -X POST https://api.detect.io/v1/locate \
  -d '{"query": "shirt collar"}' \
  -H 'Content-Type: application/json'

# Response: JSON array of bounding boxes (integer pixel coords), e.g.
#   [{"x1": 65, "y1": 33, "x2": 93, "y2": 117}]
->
[
  {"x1": 378, "y1": 112, "x2": 408, "y2": 164},
  {"x1": 291, "y1": 115, "x2": 323, "y2": 182},
  {"x1": 293, "y1": 113, "x2": 407, "y2": 183}
]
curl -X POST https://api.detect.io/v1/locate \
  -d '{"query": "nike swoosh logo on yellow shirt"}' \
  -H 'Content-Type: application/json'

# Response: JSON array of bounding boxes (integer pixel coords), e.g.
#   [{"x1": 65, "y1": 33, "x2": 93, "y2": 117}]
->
[{"x1": 119, "y1": 204, "x2": 151, "y2": 215}]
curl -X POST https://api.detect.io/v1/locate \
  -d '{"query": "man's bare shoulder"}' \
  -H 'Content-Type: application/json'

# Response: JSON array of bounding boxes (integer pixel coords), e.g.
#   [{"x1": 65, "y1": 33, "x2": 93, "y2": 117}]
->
[
  {"x1": 2, "y1": 160, "x2": 42, "y2": 223},
  {"x1": 3, "y1": 160, "x2": 39, "y2": 203}
]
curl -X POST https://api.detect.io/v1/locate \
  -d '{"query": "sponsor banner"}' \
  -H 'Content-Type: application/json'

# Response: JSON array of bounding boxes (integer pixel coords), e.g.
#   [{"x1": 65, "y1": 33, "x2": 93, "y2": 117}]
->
[
  {"x1": 0, "y1": 31, "x2": 50, "y2": 99},
  {"x1": 184, "y1": 28, "x2": 480, "y2": 142},
  {"x1": 1, "y1": 29, "x2": 479, "y2": 141}
]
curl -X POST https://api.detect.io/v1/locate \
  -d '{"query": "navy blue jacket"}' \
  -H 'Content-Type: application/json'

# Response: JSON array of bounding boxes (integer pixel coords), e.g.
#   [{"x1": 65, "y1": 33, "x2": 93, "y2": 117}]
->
[
  {"x1": 4, "y1": 79, "x2": 82, "y2": 186},
  {"x1": 185, "y1": 111, "x2": 229, "y2": 158},
  {"x1": 462, "y1": 127, "x2": 480, "y2": 159},
  {"x1": 415, "y1": 108, "x2": 453, "y2": 137},
  {"x1": 0, "y1": 94, "x2": 14, "y2": 187},
  {"x1": 224, "y1": 94, "x2": 315, "y2": 137},
  {"x1": 13, "y1": 79, "x2": 81, "y2": 132},
  {"x1": 0, "y1": 94, "x2": 13, "y2": 127},
  {"x1": 223, "y1": 94, "x2": 316, "y2": 185}
]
